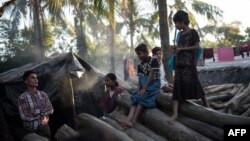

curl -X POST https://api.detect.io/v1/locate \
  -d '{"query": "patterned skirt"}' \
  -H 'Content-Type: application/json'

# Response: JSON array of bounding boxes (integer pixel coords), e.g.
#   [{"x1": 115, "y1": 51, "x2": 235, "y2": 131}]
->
[
  {"x1": 172, "y1": 66, "x2": 205, "y2": 100},
  {"x1": 131, "y1": 76, "x2": 161, "y2": 108}
]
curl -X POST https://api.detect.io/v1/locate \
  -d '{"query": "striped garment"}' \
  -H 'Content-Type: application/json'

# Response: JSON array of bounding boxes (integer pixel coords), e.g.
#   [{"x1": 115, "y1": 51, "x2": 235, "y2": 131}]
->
[{"x1": 18, "y1": 90, "x2": 53, "y2": 131}]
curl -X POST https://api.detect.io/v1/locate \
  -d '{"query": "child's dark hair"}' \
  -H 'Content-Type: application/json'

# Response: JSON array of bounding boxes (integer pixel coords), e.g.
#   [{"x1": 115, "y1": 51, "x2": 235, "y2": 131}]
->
[
  {"x1": 105, "y1": 73, "x2": 119, "y2": 86},
  {"x1": 173, "y1": 10, "x2": 190, "y2": 25},
  {"x1": 135, "y1": 43, "x2": 148, "y2": 54},
  {"x1": 152, "y1": 46, "x2": 162, "y2": 55},
  {"x1": 23, "y1": 70, "x2": 36, "y2": 81}
]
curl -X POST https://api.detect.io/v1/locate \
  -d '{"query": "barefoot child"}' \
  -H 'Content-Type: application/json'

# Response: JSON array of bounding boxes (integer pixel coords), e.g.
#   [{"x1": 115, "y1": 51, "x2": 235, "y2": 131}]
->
[
  {"x1": 152, "y1": 47, "x2": 173, "y2": 93},
  {"x1": 168, "y1": 10, "x2": 209, "y2": 124},
  {"x1": 119, "y1": 43, "x2": 161, "y2": 128}
]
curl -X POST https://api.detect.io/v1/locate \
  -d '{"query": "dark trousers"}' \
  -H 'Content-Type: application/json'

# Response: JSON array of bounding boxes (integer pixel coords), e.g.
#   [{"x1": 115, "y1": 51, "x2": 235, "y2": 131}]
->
[
  {"x1": 24, "y1": 124, "x2": 51, "y2": 140},
  {"x1": 35, "y1": 124, "x2": 51, "y2": 140}
]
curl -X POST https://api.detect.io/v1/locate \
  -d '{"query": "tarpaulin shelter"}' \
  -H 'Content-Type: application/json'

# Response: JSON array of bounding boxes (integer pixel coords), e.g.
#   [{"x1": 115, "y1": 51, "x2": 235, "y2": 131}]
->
[{"x1": 0, "y1": 53, "x2": 104, "y2": 141}]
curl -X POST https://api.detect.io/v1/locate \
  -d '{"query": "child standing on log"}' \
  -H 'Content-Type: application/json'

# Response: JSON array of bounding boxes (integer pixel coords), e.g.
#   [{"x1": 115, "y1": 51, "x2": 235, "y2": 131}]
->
[
  {"x1": 168, "y1": 10, "x2": 209, "y2": 124},
  {"x1": 99, "y1": 73, "x2": 124, "y2": 115},
  {"x1": 152, "y1": 47, "x2": 173, "y2": 93},
  {"x1": 118, "y1": 43, "x2": 161, "y2": 128}
]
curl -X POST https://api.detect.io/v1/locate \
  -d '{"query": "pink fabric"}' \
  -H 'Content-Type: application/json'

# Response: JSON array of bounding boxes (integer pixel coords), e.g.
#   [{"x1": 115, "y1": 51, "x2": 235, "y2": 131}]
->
[{"x1": 218, "y1": 47, "x2": 234, "y2": 62}]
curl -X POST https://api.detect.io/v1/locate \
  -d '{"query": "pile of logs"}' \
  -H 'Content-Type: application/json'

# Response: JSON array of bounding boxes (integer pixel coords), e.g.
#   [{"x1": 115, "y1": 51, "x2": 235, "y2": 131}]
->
[
  {"x1": 73, "y1": 82, "x2": 250, "y2": 141},
  {"x1": 201, "y1": 83, "x2": 250, "y2": 117},
  {"x1": 22, "y1": 82, "x2": 250, "y2": 141}
]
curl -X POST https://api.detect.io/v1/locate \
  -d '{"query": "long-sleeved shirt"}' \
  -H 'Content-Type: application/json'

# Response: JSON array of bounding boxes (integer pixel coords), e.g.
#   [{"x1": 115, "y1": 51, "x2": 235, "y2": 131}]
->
[{"x1": 18, "y1": 90, "x2": 53, "y2": 131}]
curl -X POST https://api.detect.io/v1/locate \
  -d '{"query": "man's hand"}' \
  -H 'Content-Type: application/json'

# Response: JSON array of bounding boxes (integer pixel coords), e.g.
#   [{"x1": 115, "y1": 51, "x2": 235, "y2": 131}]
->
[{"x1": 41, "y1": 116, "x2": 49, "y2": 125}]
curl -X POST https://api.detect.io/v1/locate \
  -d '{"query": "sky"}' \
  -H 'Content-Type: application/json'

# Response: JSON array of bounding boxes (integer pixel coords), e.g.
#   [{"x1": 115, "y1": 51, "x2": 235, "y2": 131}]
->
[
  {"x1": 199, "y1": 0, "x2": 250, "y2": 29},
  {"x1": 1, "y1": 0, "x2": 249, "y2": 24},
  {"x1": 1, "y1": 0, "x2": 249, "y2": 29},
  {"x1": 1, "y1": 0, "x2": 250, "y2": 45}
]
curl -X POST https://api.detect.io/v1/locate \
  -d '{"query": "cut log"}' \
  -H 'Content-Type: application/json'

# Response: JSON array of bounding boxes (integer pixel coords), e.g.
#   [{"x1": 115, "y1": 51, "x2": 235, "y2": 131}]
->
[
  {"x1": 204, "y1": 83, "x2": 235, "y2": 95},
  {"x1": 234, "y1": 103, "x2": 250, "y2": 115},
  {"x1": 230, "y1": 83, "x2": 250, "y2": 110},
  {"x1": 100, "y1": 116, "x2": 124, "y2": 131},
  {"x1": 117, "y1": 93, "x2": 213, "y2": 141},
  {"x1": 101, "y1": 116, "x2": 156, "y2": 141},
  {"x1": 21, "y1": 133, "x2": 48, "y2": 141},
  {"x1": 209, "y1": 101, "x2": 225, "y2": 109},
  {"x1": 242, "y1": 103, "x2": 250, "y2": 111},
  {"x1": 205, "y1": 88, "x2": 234, "y2": 98},
  {"x1": 177, "y1": 116, "x2": 223, "y2": 141},
  {"x1": 207, "y1": 93, "x2": 233, "y2": 102},
  {"x1": 159, "y1": 108, "x2": 223, "y2": 141},
  {"x1": 241, "y1": 108, "x2": 250, "y2": 117},
  {"x1": 157, "y1": 93, "x2": 250, "y2": 128},
  {"x1": 76, "y1": 113, "x2": 133, "y2": 141},
  {"x1": 203, "y1": 85, "x2": 221, "y2": 91},
  {"x1": 212, "y1": 84, "x2": 247, "y2": 109},
  {"x1": 229, "y1": 84, "x2": 243, "y2": 95},
  {"x1": 192, "y1": 93, "x2": 233, "y2": 106},
  {"x1": 110, "y1": 111, "x2": 168, "y2": 141},
  {"x1": 54, "y1": 124, "x2": 79, "y2": 141}
]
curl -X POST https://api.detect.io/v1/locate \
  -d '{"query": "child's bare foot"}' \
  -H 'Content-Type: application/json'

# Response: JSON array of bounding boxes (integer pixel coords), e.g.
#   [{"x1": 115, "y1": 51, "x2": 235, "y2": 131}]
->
[
  {"x1": 118, "y1": 120, "x2": 133, "y2": 128},
  {"x1": 167, "y1": 115, "x2": 177, "y2": 125}
]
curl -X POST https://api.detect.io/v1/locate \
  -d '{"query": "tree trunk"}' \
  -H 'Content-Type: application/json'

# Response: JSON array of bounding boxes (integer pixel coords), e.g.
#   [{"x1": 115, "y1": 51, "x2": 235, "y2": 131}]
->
[
  {"x1": 160, "y1": 108, "x2": 223, "y2": 141},
  {"x1": 109, "y1": 111, "x2": 168, "y2": 141},
  {"x1": 157, "y1": 0, "x2": 172, "y2": 82},
  {"x1": 54, "y1": 124, "x2": 79, "y2": 141},
  {"x1": 109, "y1": 24, "x2": 115, "y2": 73},
  {"x1": 76, "y1": 113, "x2": 133, "y2": 141},
  {"x1": 230, "y1": 82, "x2": 250, "y2": 110},
  {"x1": 21, "y1": 133, "x2": 48, "y2": 141},
  {"x1": 101, "y1": 115, "x2": 156, "y2": 141},
  {"x1": 117, "y1": 93, "x2": 213, "y2": 141},
  {"x1": 157, "y1": 93, "x2": 250, "y2": 128},
  {"x1": 32, "y1": 0, "x2": 44, "y2": 61},
  {"x1": 128, "y1": 0, "x2": 135, "y2": 51},
  {"x1": 203, "y1": 83, "x2": 235, "y2": 95},
  {"x1": 74, "y1": 10, "x2": 88, "y2": 59}
]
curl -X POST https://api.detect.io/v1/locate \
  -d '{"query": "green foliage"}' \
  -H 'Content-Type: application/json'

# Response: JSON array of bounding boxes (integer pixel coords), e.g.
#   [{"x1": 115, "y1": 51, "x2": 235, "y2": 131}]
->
[
  {"x1": 216, "y1": 22, "x2": 245, "y2": 47},
  {"x1": 0, "y1": 19, "x2": 37, "y2": 73},
  {"x1": 245, "y1": 27, "x2": 250, "y2": 44}
]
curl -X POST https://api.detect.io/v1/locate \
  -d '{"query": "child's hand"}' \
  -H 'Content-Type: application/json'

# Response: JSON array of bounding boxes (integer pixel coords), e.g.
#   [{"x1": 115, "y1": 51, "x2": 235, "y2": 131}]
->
[
  {"x1": 170, "y1": 45, "x2": 178, "y2": 50},
  {"x1": 174, "y1": 47, "x2": 182, "y2": 54},
  {"x1": 139, "y1": 88, "x2": 146, "y2": 96},
  {"x1": 170, "y1": 45, "x2": 178, "y2": 53}
]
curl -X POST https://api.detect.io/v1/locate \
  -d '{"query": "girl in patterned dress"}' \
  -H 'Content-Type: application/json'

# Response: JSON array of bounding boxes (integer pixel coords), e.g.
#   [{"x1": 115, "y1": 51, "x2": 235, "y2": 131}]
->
[{"x1": 168, "y1": 10, "x2": 209, "y2": 124}]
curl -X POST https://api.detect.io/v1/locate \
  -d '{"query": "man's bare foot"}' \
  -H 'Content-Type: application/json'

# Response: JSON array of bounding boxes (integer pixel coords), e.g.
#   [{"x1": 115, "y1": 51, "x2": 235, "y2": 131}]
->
[
  {"x1": 167, "y1": 115, "x2": 177, "y2": 125},
  {"x1": 117, "y1": 120, "x2": 133, "y2": 128}
]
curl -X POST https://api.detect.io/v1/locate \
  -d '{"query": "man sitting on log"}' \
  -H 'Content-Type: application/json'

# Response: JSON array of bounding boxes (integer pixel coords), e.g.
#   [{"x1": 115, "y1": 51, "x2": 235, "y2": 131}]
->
[
  {"x1": 118, "y1": 43, "x2": 161, "y2": 128},
  {"x1": 18, "y1": 70, "x2": 54, "y2": 140}
]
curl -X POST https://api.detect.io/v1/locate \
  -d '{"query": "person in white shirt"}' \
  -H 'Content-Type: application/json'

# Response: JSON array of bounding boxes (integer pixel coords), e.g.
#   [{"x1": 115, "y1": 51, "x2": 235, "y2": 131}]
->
[{"x1": 152, "y1": 47, "x2": 173, "y2": 93}]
